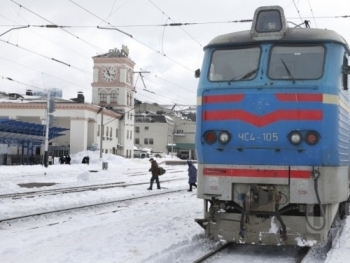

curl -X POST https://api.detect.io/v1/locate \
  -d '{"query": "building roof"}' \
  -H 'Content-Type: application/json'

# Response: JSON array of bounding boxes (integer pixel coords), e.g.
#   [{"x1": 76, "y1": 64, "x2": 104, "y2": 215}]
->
[
  {"x1": 0, "y1": 118, "x2": 69, "y2": 144},
  {"x1": 134, "y1": 115, "x2": 169, "y2": 123}
]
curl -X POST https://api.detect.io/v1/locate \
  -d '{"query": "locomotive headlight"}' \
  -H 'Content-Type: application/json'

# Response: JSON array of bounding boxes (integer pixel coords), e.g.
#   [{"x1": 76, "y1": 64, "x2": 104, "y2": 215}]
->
[
  {"x1": 305, "y1": 131, "x2": 319, "y2": 145},
  {"x1": 203, "y1": 131, "x2": 217, "y2": 144},
  {"x1": 218, "y1": 131, "x2": 231, "y2": 145},
  {"x1": 288, "y1": 131, "x2": 303, "y2": 146}
]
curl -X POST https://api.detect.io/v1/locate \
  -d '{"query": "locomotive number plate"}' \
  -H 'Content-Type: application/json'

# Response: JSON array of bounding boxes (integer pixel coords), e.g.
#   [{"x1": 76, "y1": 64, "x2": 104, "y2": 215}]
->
[{"x1": 238, "y1": 132, "x2": 279, "y2": 141}]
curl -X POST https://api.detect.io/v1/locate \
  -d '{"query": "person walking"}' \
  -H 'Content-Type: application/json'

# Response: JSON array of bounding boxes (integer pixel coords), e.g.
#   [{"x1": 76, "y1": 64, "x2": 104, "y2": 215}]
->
[
  {"x1": 187, "y1": 160, "x2": 197, "y2": 191},
  {"x1": 147, "y1": 158, "x2": 161, "y2": 190}
]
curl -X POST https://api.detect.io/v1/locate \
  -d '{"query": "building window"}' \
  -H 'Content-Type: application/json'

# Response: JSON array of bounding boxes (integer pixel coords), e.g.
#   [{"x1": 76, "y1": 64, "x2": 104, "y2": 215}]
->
[
  {"x1": 145, "y1": 126, "x2": 149, "y2": 130},
  {"x1": 144, "y1": 138, "x2": 149, "y2": 144},
  {"x1": 135, "y1": 138, "x2": 140, "y2": 144},
  {"x1": 97, "y1": 125, "x2": 100, "y2": 136},
  {"x1": 116, "y1": 129, "x2": 118, "y2": 138},
  {"x1": 149, "y1": 138, "x2": 154, "y2": 145},
  {"x1": 99, "y1": 90, "x2": 107, "y2": 103},
  {"x1": 106, "y1": 127, "x2": 109, "y2": 136},
  {"x1": 110, "y1": 90, "x2": 118, "y2": 103},
  {"x1": 110, "y1": 128, "x2": 112, "y2": 137},
  {"x1": 127, "y1": 130, "x2": 129, "y2": 139},
  {"x1": 130, "y1": 131, "x2": 132, "y2": 140},
  {"x1": 135, "y1": 126, "x2": 140, "y2": 133}
]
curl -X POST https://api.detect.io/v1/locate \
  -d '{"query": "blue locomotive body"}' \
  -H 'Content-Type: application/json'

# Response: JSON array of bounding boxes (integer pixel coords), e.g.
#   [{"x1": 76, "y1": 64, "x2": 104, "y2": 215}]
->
[{"x1": 195, "y1": 6, "x2": 350, "y2": 246}]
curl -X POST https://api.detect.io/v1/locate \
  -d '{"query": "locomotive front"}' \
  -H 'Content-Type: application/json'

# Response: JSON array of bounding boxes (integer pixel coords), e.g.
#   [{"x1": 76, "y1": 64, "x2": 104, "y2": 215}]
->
[{"x1": 195, "y1": 6, "x2": 350, "y2": 246}]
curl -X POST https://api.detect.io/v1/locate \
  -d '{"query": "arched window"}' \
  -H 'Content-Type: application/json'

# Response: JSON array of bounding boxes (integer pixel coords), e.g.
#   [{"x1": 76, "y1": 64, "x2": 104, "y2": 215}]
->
[
  {"x1": 110, "y1": 89, "x2": 118, "y2": 103},
  {"x1": 99, "y1": 90, "x2": 107, "y2": 103}
]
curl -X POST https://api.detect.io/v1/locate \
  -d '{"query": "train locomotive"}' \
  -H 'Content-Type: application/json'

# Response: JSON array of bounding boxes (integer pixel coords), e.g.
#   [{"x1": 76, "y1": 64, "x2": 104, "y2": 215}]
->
[{"x1": 195, "y1": 6, "x2": 350, "y2": 246}]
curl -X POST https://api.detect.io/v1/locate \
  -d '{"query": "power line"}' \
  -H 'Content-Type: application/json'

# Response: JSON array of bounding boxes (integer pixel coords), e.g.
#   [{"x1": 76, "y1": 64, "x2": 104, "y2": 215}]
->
[
  {"x1": 0, "y1": 39, "x2": 93, "y2": 75},
  {"x1": 307, "y1": 0, "x2": 318, "y2": 28},
  {"x1": 69, "y1": 0, "x2": 195, "y2": 72},
  {"x1": 4, "y1": 1, "x2": 196, "y2": 105},
  {"x1": 292, "y1": 0, "x2": 303, "y2": 22},
  {"x1": 148, "y1": 0, "x2": 203, "y2": 47},
  {"x1": 141, "y1": 75, "x2": 195, "y2": 104},
  {"x1": 0, "y1": 55, "x2": 91, "y2": 92}
]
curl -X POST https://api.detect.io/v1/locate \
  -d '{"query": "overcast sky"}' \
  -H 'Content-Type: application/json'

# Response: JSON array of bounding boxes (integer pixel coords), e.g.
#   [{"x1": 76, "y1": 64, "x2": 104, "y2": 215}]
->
[{"x1": 0, "y1": 0, "x2": 349, "y2": 106}]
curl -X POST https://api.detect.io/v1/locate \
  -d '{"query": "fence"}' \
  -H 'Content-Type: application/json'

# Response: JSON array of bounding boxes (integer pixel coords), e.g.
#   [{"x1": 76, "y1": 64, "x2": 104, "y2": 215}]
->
[{"x1": 0, "y1": 154, "x2": 43, "y2": 165}]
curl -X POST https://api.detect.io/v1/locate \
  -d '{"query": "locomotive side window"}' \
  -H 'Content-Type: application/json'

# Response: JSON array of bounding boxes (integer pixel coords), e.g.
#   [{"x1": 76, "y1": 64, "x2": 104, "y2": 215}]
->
[
  {"x1": 209, "y1": 47, "x2": 260, "y2": 82},
  {"x1": 268, "y1": 46, "x2": 325, "y2": 80}
]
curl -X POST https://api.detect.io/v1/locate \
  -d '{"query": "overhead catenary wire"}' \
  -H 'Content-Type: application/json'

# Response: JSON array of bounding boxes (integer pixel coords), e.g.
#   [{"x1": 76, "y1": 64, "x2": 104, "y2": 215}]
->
[
  {"x1": 0, "y1": 56, "x2": 95, "y2": 96},
  {"x1": 0, "y1": 39, "x2": 93, "y2": 75},
  {"x1": 0, "y1": 36, "x2": 193, "y2": 105},
  {"x1": 307, "y1": 0, "x2": 318, "y2": 28},
  {"x1": 5, "y1": 0, "x2": 198, "y2": 106},
  {"x1": 8, "y1": 1, "x2": 346, "y2": 107},
  {"x1": 148, "y1": 0, "x2": 203, "y2": 47},
  {"x1": 68, "y1": 0, "x2": 195, "y2": 72},
  {"x1": 2, "y1": 16, "x2": 350, "y2": 29},
  {"x1": 292, "y1": 0, "x2": 303, "y2": 22}
]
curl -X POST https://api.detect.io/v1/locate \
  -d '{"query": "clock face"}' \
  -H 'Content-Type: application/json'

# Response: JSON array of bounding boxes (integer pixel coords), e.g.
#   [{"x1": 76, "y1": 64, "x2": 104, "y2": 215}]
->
[{"x1": 102, "y1": 67, "x2": 117, "y2": 82}]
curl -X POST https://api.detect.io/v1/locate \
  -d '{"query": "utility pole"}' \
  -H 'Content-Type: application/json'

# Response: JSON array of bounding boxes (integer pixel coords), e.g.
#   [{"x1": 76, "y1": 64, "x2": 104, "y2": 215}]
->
[
  {"x1": 100, "y1": 107, "x2": 104, "y2": 158},
  {"x1": 44, "y1": 92, "x2": 50, "y2": 167}
]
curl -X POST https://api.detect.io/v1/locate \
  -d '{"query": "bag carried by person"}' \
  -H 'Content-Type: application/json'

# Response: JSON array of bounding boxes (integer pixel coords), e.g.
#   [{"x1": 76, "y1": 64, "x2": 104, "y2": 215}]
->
[{"x1": 158, "y1": 167, "x2": 166, "y2": 175}]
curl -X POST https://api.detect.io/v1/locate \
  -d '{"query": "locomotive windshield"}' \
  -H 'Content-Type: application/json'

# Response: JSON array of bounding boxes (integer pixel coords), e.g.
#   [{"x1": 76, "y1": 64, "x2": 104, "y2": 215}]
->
[
  {"x1": 268, "y1": 45, "x2": 325, "y2": 80},
  {"x1": 209, "y1": 47, "x2": 260, "y2": 82},
  {"x1": 208, "y1": 45, "x2": 325, "y2": 83}
]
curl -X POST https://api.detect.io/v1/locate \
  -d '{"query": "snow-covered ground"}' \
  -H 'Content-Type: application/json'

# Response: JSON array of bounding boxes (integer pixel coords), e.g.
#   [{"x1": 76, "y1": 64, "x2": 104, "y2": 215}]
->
[{"x1": 0, "y1": 151, "x2": 349, "y2": 263}]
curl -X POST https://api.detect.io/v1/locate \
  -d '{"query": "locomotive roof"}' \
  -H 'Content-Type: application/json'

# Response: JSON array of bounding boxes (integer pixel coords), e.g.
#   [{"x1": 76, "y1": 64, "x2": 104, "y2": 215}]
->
[{"x1": 205, "y1": 28, "x2": 350, "y2": 52}]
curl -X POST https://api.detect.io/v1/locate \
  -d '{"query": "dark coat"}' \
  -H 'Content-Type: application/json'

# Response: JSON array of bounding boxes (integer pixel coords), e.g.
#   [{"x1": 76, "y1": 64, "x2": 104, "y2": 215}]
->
[
  {"x1": 187, "y1": 161, "x2": 197, "y2": 184},
  {"x1": 149, "y1": 160, "x2": 159, "y2": 176}
]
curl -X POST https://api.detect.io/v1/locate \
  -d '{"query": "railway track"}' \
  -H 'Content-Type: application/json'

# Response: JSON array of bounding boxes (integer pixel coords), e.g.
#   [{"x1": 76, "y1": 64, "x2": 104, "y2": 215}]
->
[
  {"x1": 0, "y1": 188, "x2": 187, "y2": 224},
  {"x1": 0, "y1": 177, "x2": 185, "y2": 199},
  {"x1": 193, "y1": 243, "x2": 310, "y2": 263}
]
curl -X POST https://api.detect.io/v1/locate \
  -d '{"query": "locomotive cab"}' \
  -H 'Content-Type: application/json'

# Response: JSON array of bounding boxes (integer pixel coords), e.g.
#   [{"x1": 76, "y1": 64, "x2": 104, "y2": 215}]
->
[{"x1": 195, "y1": 5, "x2": 350, "y2": 246}]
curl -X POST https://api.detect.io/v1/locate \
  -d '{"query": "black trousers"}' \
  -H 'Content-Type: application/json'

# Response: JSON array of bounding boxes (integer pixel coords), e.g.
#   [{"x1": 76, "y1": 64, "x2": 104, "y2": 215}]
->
[
  {"x1": 189, "y1": 183, "x2": 197, "y2": 190},
  {"x1": 150, "y1": 175, "x2": 160, "y2": 189}
]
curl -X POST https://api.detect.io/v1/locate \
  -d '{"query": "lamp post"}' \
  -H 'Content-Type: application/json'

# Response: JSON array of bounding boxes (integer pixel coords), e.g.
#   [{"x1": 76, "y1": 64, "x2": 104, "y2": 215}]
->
[
  {"x1": 43, "y1": 92, "x2": 50, "y2": 167},
  {"x1": 99, "y1": 107, "x2": 104, "y2": 158}
]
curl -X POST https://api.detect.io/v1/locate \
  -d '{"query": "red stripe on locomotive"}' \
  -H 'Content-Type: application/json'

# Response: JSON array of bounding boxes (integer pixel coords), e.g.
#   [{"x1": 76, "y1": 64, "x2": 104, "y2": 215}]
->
[
  {"x1": 203, "y1": 94, "x2": 245, "y2": 103},
  {"x1": 203, "y1": 168, "x2": 310, "y2": 178},
  {"x1": 203, "y1": 109, "x2": 322, "y2": 127},
  {"x1": 275, "y1": 93, "x2": 323, "y2": 102}
]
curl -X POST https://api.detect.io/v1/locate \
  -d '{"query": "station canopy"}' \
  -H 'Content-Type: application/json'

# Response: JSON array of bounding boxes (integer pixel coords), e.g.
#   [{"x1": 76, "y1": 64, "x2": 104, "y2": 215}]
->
[{"x1": 0, "y1": 118, "x2": 69, "y2": 144}]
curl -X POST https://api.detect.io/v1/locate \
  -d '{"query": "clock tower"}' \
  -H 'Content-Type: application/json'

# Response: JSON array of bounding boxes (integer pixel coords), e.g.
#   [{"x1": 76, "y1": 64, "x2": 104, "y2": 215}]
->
[{"x1": 91, "y1": 46, "x2": 135, "y2": 158}]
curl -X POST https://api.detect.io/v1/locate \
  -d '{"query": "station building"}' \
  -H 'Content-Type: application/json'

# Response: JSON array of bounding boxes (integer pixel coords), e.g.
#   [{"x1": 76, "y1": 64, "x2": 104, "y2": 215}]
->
[{"x1": 0, "y1": 46, "x2": 196, "y2": 165}]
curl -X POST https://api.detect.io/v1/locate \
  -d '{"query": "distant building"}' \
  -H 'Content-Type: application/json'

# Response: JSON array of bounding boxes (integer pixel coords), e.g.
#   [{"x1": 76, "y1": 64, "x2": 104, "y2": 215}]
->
[
  {"x1": 32, "y1": 88, "x2": 63, "y2": 98},
  {"x1": 134, "y1": 108, "x2": 196, "y2": 159},
  {"x1": 0, "y1": 45, "x2": 196, "y2": 164}
]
